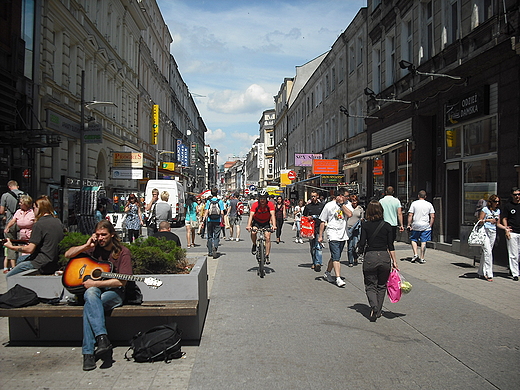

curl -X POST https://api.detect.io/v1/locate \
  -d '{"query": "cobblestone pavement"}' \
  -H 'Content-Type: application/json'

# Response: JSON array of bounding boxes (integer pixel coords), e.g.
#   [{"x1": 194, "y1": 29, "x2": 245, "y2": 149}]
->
[{"x1": 1, "y1": 220, "x2": 519, "y2": 389}]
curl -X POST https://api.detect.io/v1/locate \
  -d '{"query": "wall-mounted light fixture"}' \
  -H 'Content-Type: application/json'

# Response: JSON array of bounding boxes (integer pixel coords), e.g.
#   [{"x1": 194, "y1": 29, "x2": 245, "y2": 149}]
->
[
  {"x1": 339, "y1": 105, "x2": 379, "y2": 119},
  {"x1": 399, "y1": 60, "x2": 462, "y2": 80},
  {"x1": 364, "y1": 87, "x2": 412, "y2": 105}
]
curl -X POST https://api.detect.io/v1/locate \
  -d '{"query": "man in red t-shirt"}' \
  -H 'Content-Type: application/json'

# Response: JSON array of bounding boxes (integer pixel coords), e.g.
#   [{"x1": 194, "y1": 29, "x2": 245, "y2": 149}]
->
[
  {"x1": 65, "y1": 220, "x2": 133, "y2": 371},
  {"x1": 246, "y1": 193, "x2": 276, "y2": 263}
]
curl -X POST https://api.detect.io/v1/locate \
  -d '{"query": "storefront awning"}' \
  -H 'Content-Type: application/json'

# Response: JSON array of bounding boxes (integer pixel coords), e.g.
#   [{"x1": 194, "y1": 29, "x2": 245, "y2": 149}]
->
[
  {"x1": 344, "y1": 139, "x2": 411, "y2": 163},
  {"x1": 286, "y1": 176, "x2": 321, "y2": 188}
]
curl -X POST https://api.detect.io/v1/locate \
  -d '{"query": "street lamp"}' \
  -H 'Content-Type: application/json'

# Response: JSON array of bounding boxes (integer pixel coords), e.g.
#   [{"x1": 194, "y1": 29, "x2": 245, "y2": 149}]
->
[
  {"x1": 399, "y1": 60, "x2": 462, "y2": 80},
  {"x1": 79, "y1": 70, "x2": 116, "y2": 186}
]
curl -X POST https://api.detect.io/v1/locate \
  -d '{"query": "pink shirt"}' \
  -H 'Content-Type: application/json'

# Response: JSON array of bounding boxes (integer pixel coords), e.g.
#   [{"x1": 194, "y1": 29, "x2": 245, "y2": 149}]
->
[{"x1": 12, "y1": 208, "x2": 36, "y2": 240}]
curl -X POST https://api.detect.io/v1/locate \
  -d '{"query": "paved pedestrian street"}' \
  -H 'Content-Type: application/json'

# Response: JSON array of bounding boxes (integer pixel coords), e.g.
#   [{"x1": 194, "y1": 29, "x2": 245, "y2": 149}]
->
[{"x1": 1, "y1": 220, "x2": 519, "y2": 389}]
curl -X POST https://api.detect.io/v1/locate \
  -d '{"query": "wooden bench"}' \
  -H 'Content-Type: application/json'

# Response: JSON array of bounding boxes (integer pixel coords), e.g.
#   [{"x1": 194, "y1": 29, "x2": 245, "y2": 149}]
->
[
  {"x1": 0, "y1": 300, "x2": 200, "y2": 345},
  {"x1": 0, "y1": 300, "x2": 198, "y2": 318}
]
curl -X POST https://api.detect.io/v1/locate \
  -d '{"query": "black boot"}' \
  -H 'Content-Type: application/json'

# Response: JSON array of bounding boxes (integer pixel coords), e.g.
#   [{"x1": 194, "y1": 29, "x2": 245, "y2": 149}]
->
[
  {"x1": 83, "y1": 354, "x2": 96, "y2": 371},
  {"x1": 95, "y1": 334, "x2": 112, "y2": 358}
]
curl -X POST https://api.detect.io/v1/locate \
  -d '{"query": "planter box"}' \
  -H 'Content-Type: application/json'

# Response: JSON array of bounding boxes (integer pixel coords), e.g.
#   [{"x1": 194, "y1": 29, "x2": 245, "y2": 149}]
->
[{"x1": 5, "y1": 256, "x2": 208, "y2": 342}]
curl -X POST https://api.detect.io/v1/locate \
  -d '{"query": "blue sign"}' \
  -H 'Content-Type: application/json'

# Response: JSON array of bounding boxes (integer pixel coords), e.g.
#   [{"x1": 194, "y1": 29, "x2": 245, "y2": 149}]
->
[
  {"x1": 176, "y1": 140, "x2": 189, "y2": 167},
  {"x1": 249, "y1": 184, "x2": 257, "y2": 191}
]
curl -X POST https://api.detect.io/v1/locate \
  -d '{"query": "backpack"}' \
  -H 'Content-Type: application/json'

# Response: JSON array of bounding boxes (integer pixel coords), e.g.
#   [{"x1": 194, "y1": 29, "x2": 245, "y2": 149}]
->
[
  {"x1": 208, "y1": 199, "x2": 221, "y2": 217},
  {"x1": 7, "y1": 190, "x2": 26, "y2": 213},
  {"x1": 125, "y1": 324, "x2": 184, "y2": 363},
  {"x1": 0, "y1": 284, "x2": 40, "y2": 309}
]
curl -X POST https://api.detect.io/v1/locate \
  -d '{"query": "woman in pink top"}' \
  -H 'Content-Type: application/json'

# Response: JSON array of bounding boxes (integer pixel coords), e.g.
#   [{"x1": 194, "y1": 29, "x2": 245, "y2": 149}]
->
[{"x1": 3, "y1": 195, "x2": 35, "y2": 272}]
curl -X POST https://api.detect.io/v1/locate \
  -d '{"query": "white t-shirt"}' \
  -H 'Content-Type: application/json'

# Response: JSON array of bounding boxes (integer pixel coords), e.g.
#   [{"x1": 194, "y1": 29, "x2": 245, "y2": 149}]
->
[
  {"x1": 379, "y1": 195, "x2": 401, "y2": 226},
  {"x1": 409, "y1": 199, "x2": 435, "y2": 231},
  {"x1": 319, "y1": 200, "x2": 354, "y2": 241}
]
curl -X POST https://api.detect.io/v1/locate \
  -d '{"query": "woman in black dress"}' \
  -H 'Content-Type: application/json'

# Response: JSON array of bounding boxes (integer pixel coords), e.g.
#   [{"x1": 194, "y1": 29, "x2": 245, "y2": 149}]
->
[
  {"x1": 274, "y1": 196, "x2": 286, "y2": 243},
  {"x1": 358, "y1": 200, "x2": 399, "y2": 322}
]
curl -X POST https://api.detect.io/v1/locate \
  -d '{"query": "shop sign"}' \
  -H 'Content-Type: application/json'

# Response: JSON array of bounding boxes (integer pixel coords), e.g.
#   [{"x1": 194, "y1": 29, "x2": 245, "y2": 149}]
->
[
  {"x1": 84, "y1": 122, "x2": 102, "y2": 144},
  {"x1": 295, "y1": 153, "x2": 322, "y2": 167},
  {"x1": 112, "y1": 169, "x2": 143, "y2": 180},
  {"x1": 373, "y1": 159, "x2": 383, "y2": 176},
  {"x1": 320, "y1": 174, "x2": 345, "y2": 187},
  {"x1": 445, "y1": 86, "x2": 488, "y2": 126},
  {"x1": 113, "y1": 152, "x2": 143, "y2": 168},
  {"x1": 312, "y1": 159, "x2": 339, "y2": 174}
]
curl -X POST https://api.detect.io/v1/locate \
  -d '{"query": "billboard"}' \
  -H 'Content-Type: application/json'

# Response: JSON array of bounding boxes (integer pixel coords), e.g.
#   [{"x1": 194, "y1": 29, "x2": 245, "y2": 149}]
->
[
  {"x1": 312, "y1": 159, "x2": 339, "y2": 174},
  {"x1": 151, "y1": 105, "x2": 159, "y2": 145},
  {"x1": 295, "y1": 153, "x2": 323, "y2": 167}
]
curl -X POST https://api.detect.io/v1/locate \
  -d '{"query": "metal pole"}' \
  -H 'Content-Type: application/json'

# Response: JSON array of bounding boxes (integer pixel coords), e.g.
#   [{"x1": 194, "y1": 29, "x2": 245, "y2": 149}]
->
[
  {"x1": 156, "y1": 149, "x2": 159, "y2": 179},
  {"x1": 80, "y1": 70, "x2": 85, "y2": 186}
]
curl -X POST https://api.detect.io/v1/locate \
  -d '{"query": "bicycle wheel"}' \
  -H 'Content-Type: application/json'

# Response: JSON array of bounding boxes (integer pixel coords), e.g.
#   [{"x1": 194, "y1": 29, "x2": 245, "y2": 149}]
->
[{"x1": 257, "y1": 240, "x2": 265, "y2": 278}]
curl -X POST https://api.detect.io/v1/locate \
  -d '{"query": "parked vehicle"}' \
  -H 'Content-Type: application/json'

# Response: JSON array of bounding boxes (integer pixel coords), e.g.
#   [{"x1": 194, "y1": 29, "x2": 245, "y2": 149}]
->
[{"x1": 145, "y1": 179, "x2": 186, "y2": 227}]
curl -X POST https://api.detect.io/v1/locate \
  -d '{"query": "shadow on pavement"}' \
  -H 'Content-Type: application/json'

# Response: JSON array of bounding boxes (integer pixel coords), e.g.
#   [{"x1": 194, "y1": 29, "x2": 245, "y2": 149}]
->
[{"x1": 348, "y1": 303, "x2": 407, "y2": 321}]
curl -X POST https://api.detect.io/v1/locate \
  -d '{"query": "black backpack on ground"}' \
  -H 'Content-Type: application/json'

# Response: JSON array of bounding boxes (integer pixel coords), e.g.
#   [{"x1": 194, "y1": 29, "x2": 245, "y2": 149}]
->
[
  {"x1": 125, "y1": 324, "x2": 184, "y2": 363},
  {"x1": 0, "y1": 284, "x2": 40, "y2": 309}
]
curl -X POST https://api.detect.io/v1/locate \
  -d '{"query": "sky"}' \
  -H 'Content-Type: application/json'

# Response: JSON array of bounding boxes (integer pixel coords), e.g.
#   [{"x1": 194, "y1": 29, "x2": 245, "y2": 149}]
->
[{"x1": 157, "y1": 0, "x2": 366, "y2": 163}]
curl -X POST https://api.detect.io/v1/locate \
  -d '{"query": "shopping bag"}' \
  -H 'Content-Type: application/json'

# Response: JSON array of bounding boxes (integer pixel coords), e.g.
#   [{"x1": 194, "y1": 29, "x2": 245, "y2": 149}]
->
[
  {"x1": 300, "y1": 216, "x2": 315, "y2": 239},
  {"x1": 387, "y1": 269, "x2": 402, "y2": 303},
  {"x1": 468, "y1": 220, "x2": 486, "y2": 246}
]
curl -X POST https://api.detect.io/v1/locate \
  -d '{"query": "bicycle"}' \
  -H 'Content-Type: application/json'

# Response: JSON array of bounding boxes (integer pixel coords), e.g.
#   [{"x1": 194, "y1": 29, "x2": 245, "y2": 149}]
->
[{"x1": 252, "y1": 227, "x2": 272, "y2": 278}]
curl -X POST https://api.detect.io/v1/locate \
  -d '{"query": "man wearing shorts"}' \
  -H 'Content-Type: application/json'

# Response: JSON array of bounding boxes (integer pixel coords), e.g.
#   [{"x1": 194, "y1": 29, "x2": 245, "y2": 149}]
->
[
  {"x1": 318, "y1": 188, "x2": 353, "y2": 287},
  {"x1": 407, "y1": 190, "x2": 435, "y2": 263},
  {"x1": 246, "y1": 193, "x2": 276, "y2": 264}
]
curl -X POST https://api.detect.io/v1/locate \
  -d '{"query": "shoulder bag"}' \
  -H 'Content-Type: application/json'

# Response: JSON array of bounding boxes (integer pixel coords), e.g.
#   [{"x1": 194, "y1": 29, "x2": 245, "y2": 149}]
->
[{"x1": 468, "y1": 220, "x2": 486, "y2": 246}]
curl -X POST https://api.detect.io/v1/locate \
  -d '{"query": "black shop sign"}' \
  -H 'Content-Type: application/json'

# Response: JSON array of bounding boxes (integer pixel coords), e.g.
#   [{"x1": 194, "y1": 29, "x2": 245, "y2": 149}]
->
[{"x1": 445, "y1": 86, "x2": 489, "y2": 126}]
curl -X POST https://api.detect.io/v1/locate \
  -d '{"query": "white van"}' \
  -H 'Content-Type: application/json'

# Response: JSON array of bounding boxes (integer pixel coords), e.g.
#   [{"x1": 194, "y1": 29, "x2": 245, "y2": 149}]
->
[{"x1": 145, "y1": 179, "x2": 186, "y2": 227}]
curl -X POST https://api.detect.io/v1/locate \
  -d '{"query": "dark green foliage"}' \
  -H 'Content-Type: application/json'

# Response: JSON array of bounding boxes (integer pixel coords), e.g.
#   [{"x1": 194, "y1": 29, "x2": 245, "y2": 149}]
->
[
  {"x1": 125, "y1": 236, "x2": 188, "y2": 274},
  {"x1": 58, "y1": 231, "x2": 91, "y2": 267}
]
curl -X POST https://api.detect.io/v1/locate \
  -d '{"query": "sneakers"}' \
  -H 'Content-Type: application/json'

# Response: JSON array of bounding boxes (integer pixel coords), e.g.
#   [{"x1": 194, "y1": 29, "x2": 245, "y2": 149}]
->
[
  {"x1": 299, "y1": 238, "x2": 304, "y2": 244},
  {"x1": 336, "y1": 277, "x2": 346, "y2": 287},
  {"x1": 212, "y1": 248, "x2": 218, "y2": 259},
  {"x1": 411, "y1": 255, "x2": 419, "y2": 263},
  {"x1": 236, "y1": 238, "x2": 240, "y2": 242},
  {"x1": 513, "y1": 276, "x2": 519, "y2": 281},
  {"x1": 251, "y1": 244, "x2": 257, "y2": 255},
  {"x1": 324, "y1": 271, "x2": 334, "y2": 283},
  {"x1": 265, "y1": 255, "x2": 270, "y2": 265},
  {"x1": 417, "y1": 258, "x2": 426, "y2": 264}
]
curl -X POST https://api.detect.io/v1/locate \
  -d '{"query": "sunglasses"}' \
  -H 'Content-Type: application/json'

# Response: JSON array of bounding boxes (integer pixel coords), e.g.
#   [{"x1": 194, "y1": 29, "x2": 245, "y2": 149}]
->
[{"x1": 514, "y1": 193, "x2": 520, "y2": 196}]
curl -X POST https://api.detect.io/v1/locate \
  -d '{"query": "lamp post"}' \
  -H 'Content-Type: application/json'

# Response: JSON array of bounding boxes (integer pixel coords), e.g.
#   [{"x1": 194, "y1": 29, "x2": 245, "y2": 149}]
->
[{"x1": 79, "y1": 70, "x2": 116, "y2": 186}]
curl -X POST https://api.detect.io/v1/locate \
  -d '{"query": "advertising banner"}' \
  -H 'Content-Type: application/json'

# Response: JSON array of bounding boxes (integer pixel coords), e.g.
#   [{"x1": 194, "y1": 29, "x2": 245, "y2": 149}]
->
[
  {"x1": 320, "y1": 174, "x2": 345, "y2": 187},
  {"x1": 257, "y1": 143, "x2": 265, "y2": 168},
  {"x1": 312, "y1": 159, "x2": 339, "y2": 174},
  {"x1": 295, "y1": 153, "x2": 322, "y2": 167},
  {"x1": 152, "y1": 105, "x2": 159, "y2": 145},
  {"x1": 113, "y1": 152, "x2": 143, "y2": 168}
]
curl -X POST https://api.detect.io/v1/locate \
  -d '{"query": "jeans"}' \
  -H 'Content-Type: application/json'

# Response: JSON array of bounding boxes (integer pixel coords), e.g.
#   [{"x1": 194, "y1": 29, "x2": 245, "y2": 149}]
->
[
  {"x1": 506, "y1": 231, "x2": 520, "y2": 278},
  {"x1": 309, "y1": 237, "x2": 323, "y2": 266},
  {"x1": 328, "y1": 240, "x2": 346, "y2": 261},
  {"x1": 347, "y1": 235, "x2": 360, "y2": 265},
  {"x1": 295, "y1": 221, "x2": 301, "y2": 239},
  {"x1": 6, "y1": 256, "x2": 34, "y2": 277},
  {"x1": 206, "y1": 221, "x2": 221, "y2": 254},
  {"x1": 478, "y1": 227, "x2": 496, "y2": 278},
  {"x1": 82, "y1": 287, "x2": 124, "y2": 354},
  {"x1": 363, "y1": 251, "x2": 391, "y2": 314}
]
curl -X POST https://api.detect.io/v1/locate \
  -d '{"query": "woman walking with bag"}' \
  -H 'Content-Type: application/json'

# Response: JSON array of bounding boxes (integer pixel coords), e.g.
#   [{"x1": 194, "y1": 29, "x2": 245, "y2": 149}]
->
[
  {"x1": 274, "y1": 196, "x2": 286, "y2": 243},
  {"x1": 358, "y1": 200, "x2": 398, "y2": 322},
  {"x1": 477, "y1": 194, "x2": 504, "y2": 281}
]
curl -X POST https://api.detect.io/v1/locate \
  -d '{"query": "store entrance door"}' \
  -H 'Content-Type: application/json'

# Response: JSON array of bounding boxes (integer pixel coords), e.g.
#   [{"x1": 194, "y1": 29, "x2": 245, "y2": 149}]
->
[{"x1": 446, "y1": 165, "x2": 460, "y2": 243}]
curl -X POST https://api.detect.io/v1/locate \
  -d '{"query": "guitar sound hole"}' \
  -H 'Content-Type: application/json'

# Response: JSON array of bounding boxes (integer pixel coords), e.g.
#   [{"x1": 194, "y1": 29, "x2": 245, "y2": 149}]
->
[{"x1": 91, "y1": 269, "x2": 102, "y2": 279}]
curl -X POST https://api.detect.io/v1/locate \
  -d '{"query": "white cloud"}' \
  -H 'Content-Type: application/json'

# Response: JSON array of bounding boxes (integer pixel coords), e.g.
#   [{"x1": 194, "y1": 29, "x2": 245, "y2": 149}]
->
[
  {"x1": 205, "y1": 128, "x2": 226, "y2": 142},
  {"x1": 207, "y1": 84, "x2": 273, "y2": 114}
]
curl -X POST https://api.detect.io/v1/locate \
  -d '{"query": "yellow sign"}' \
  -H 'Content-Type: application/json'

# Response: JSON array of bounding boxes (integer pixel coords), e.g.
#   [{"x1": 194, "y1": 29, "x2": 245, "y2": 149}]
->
[
  {"x1": 113, "y1": 152, "x2": 143, "y2": 168},
  {"x1": 162, "y1": 162, "x2": 175, "y2": 171},
  {"x1": 152, "y1": 105, "x2": 159, "y2": 145},
  {"x1": 280, "y1": 170, "x2": 291, "y2": 187}
]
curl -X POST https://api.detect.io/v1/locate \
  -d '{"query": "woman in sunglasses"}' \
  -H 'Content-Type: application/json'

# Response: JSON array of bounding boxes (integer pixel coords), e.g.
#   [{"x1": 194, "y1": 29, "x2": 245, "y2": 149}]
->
[{"x1": 477, "y1": 194, "x2": 504, "y2": 281}]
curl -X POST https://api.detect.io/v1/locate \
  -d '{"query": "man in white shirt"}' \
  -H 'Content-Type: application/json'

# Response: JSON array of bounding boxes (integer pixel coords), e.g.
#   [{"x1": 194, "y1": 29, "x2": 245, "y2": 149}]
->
[
  {"x1": 379, "y1": 186, "x2": 404, "y2": 242},
  {"x1": 318, "y1": 188, "x2": 353, "y2": 287},
  {"x1": 407, "y1": 190, "x2": 435, "y2": 263}
]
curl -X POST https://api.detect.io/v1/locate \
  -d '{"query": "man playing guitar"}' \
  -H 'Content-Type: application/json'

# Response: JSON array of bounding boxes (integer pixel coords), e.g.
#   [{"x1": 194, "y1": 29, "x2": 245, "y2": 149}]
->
[
  {"x1": 246, "y1": 192, "x2": 277, "y2": 264},
  {"x1": 64, "y1": 220, "x2": 133, "y2": 371}
]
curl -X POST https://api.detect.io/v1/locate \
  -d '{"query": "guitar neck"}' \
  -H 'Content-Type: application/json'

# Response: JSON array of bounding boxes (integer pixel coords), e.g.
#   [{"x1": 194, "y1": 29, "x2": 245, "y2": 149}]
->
[{"x1": 99, "y1": 272, "x2": 145, "y2": 283}]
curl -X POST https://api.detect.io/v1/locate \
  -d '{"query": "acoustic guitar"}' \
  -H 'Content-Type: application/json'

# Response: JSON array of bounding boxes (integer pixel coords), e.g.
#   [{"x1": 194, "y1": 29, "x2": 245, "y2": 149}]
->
[{"x1": 62, "y1": 254, "x2": 163, "y2": 294}]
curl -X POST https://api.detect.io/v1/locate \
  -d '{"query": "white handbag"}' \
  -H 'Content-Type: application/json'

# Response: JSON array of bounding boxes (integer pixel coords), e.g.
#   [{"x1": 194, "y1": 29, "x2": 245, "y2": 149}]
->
[{"x1": 468, "y1": 220, "x2": 486, "y2": 246}]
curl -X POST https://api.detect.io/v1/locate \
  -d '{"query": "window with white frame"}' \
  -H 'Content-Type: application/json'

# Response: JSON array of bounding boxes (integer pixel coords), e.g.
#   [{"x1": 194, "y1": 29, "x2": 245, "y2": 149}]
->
[
  {"x1": 421, "y1": 0, "x2": 433, "y2": 62},
  {"x1": 373, "y1": 47, "x2": 381, "y2": 93},
  {"x1": 357, "y1": 35, "x2": 363, "y2": 66},
  {"x1": 385, "y1": 34, "x2": 395, "y2": 87},
  {"x1": 349, "y1": 44, "x2": 355, "y2": 73},
  {"x1": 448, "y1": 0, "x2": 459, "y2": 45},
  {"x1": 472, "y1": 0, "x2": 495, "y2": 29},
  {"x1": 401, "y1": 18, "x2": 413, "y2": 76}
]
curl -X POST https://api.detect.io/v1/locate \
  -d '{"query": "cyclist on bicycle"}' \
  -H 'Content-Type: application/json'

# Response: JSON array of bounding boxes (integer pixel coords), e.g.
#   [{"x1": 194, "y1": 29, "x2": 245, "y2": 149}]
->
[{"x1": 246, "y1": 192, "x2": 277, "y2": 264}]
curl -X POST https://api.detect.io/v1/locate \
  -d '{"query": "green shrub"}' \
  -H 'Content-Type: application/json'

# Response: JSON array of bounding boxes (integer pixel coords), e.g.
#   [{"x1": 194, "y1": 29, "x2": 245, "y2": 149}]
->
[
  {"x1": 58, "y1": 231, "x2": 91, "y2": 267},
  {"x1": 58, "y1": 232, "x2": 189, "y2": 274},
  {"x1": 125, "y1": 236, "x2": 188, "y2": 274}
]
